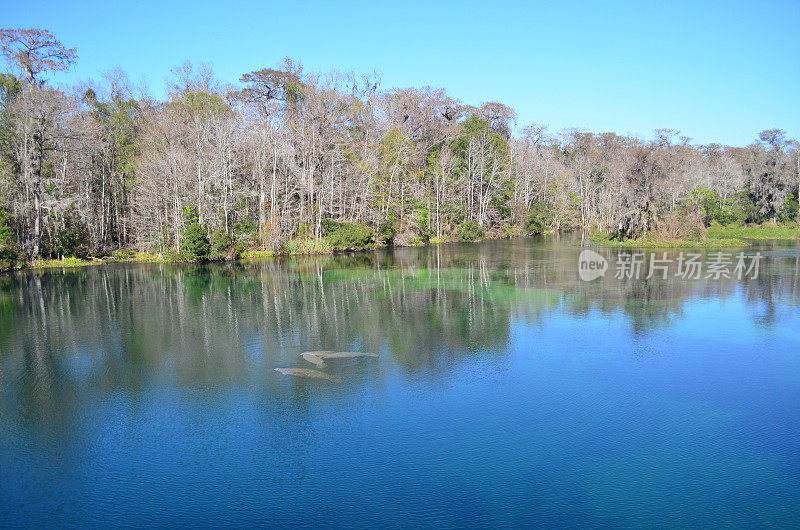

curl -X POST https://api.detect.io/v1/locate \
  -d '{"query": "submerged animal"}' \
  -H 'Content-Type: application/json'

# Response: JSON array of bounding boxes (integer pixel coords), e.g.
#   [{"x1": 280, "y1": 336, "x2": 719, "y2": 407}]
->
[
  {"x1": 300, "y1": 352, "x2": 328, "y2": 367},
  {"x1": 300, "y1": 351, "x2": 378, "y2": 367},
  {"x1": 274, "y1": 367, "x2": 340, "y2": 382},
  {"x1": 317, "y1": 351, "x2": 378, "y2": 359}
]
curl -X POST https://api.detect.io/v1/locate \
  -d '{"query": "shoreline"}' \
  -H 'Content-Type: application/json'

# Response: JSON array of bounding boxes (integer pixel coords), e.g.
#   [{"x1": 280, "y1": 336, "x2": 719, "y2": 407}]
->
[
  {"x1": 5, "y1": 223, "x2": 798, "y2": 273},
  {"x1": 589, "y1": 223, "x2": 799, "y2": 249},
  {"x1": 2, "y1": 241, "x2": 447, "y2": 273}
]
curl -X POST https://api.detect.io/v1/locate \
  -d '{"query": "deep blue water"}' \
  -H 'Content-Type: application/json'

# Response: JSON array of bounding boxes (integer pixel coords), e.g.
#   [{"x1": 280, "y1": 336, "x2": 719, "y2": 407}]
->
[{"x1": 1, "y1": 237, "x2": 799, "y2": 527}]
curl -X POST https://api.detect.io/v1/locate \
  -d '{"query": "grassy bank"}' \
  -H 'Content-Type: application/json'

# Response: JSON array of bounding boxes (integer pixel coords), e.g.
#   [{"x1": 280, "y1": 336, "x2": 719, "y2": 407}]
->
[
  {"x1": 8, "y1": 225, "x2": 783, "y2": 272},
  {"x1": 6, "y1": 217, "x2": 527, "y2": 272},
  {"x1": 8, "y1": 238, "x2": 344, "y2": 272},
  {"x1": 240, "y1": 250, "x2": 275, "y2": 260},
  {"x1": 28, "y1": 252, "x2": 168, "y2": 270},
  {"x1": 589, "y1": 232, "x2": 749, "y2": 248},
  {"x1": 706, "y1": 223, "x2": 800, "y2": 240}
]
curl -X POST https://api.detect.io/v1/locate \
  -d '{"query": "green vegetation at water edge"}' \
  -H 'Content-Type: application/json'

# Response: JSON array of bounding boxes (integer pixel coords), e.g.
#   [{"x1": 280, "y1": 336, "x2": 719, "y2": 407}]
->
[
  {"x1": 589, "y1": 232, "x2": 749, "y2": 248},
  {"x1": 322, "y1": 221, "x2": 375, "y2": 250},
  {"x1": 706, "y1": 222, "x2": 800, "y2": 240},
  {"x1": 2, "y1": 28, "x2": 798, "y2": 268},
  {"x1": 26, "y1": 251, "x2": 166, "y2": 270},
  {"x1": 281, "y1": 237, "x2": 333, "y2": 255},
  {"x1": 241, "y1": 250, "x2": 275, "y2": 260},
  {"x1": 457, "y1": 220, "x2": 485, "y2": 242}
]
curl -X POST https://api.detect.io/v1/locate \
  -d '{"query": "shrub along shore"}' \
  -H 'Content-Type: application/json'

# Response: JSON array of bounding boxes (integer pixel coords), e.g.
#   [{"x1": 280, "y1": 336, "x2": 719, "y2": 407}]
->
[
  {"x1": 5, "y1": 220, "x2": 797, "y2": 272},
  {"x1": 590, "y1": 221, "x2": 798, "y2": 248},
  {"x1": 3, "y1": 217, "x2": 493, "y2": 271}
]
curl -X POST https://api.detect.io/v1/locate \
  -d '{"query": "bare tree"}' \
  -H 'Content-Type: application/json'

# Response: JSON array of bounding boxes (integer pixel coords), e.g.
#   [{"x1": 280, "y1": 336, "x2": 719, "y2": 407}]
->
[
  {"x1": 0, "y1": 28, "x2": 76, "y2": 85},
  {"x1": 1, "y1": 27, "x2": 798, "y2": 261}
]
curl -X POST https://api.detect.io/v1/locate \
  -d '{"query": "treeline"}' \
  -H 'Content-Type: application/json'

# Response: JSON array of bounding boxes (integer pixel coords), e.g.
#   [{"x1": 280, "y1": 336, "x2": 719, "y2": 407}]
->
[{"x1": 1, "y1": 28, "x2": 798, "y2": 266}]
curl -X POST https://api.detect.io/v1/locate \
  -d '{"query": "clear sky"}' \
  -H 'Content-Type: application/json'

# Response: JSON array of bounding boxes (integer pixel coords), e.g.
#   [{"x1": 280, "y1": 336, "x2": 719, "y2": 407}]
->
[{"x1": 3, "y1": 0, "x2": 798, "y2": 146}]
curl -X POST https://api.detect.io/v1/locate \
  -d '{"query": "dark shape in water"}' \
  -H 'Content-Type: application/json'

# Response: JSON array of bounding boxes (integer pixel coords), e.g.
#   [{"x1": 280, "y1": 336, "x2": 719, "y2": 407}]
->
[
  {"x1": 300, "y1": 351, "x2": 378, "y2": 367},
  {"x1": 274, "y1": 367, "x2": 340, "y2": 382},
  {"x1": 301, "y1": 353, "x2": 328, "y2": 367}
]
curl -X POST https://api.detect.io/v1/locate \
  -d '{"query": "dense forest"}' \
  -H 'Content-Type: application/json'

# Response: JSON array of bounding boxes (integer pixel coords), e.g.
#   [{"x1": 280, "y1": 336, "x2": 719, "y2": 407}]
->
[{"x1": 0, "y1": 28, "x2": 798, "y2": 267}]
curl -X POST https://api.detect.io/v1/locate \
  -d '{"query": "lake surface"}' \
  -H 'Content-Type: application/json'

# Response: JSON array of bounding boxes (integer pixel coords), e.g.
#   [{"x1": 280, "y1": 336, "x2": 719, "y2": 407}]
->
[{"x1": 1, "y1": 236, "x2": 799, "y2": 527}]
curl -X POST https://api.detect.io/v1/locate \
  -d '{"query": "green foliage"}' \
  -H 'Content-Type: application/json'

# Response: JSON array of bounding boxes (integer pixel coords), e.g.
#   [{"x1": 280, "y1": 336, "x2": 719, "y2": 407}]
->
[
  {"x1": 413, "y1": 207, "x2": 431, "y2": 243},
  {"x1": 241, "y1": 249, "x2": 275, "y2": 259},
  {"x1": 0, "y1": 207, "x2": 17, "y2": 269},
  {"x1": 90, "y1": 93, "x2": 142, "y2": 177},
  {"x1": 209, "y1": 228, "x2": 239, "y2": 260},
  {"x1": 181, "y1": 207, "x2": 210, "y2": 260},
  {"x1": 693, "y1": 189, "x2": 722, "y2": 225},
  {"x1": 0, "y1": 73, "x2": 22, "y2": 137},
  {"x1": 735, "y1": 193, "x2": 762, "y2": 224},
  {"x1": 31, "y1": 257, "x2": 93, "y2": 269},
  {"x1": 457, "y1": 220, "x2": 485, "y2": 242},
  {"x1": 491, "y1": 180, "x2": 514, "y2": 219},
  {"x1": 503, "y1": 224, "x2": 522, "y2": 238},
  {"x1": 179, "y1": 90, "x2": 230, "y2": 116},
  {"x1": 239, "y1": 66, "x2": 305, "y2": 112},
  {"x1": 380, "y1": 128, "x2": 412, "y2": 159},
  {"x1": 692, "y1": 188, "x2": 759, "y2": 226},
  {"x1": 590, "y1": 231, "x2": 748, "y2": 248},
  {"x1": 234, "y1": 221, "x2": 256, "y2": 241},
  {"x1": 322, "y1": 220, "x2": 375, "y2": 250},
  {"x1": 4, "y1": 50, "x2": 794, "y2": 262},
  {"x1": 162, "y1": 247, "x2": 182, "y2": 262},
  {"x1": 378, "y1": 217, "x2": 397, "y2": 245},
  {"x1": 0, "y1": 73, "x2": 23, "y2": 105},
  {"x1": 281, "y1": 237, "x2": 332, "y2": 255},
  {"x1": 296, "y1": 223, "x2": 314, "y2": 239},
  {"x1": 284, "y1": 83, "x2": 305, "y2": 107},
  {"x1": 451, "y1": 115, "x2": 510, "y2": 180},
  {"x1": 458, "y1": 115, "x2": 493, "y2": 142},
  {"x1": 0, "y1": 74, "x2": 22, "y2": 175},
  {"x1": 183, "y1": 206, "x2": 199, "y2": 223},
  {"x1": 778, "y1": 192, "x2": 799, "y2": 223},
  {"x1": 109, "y1": 250, "x2": 163, "y2": 263},
  {"x1": 449, "y1": 115, "x2": 511, "y2": 235},
  {"x1": 707, "y1": 222, "x2": 800, "y2": 240},
  {"x1": 525, "y1": 201, "x2": 551, "y2": 235},
  {"x1": 182, "y1": 223, "x2": 210, "y2": 260},
  {"x1": 374, "y1": 130, "x2": 414, "y2": 214},
  {"x1": 52, "y1": 214, "x2": 89, "y2": 258}
]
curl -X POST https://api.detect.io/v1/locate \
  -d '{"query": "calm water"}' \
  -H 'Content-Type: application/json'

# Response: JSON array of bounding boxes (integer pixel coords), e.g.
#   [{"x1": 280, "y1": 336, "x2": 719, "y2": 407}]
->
[{"x1": 1, "y1": 236, "x2": 800, "y2": 528}]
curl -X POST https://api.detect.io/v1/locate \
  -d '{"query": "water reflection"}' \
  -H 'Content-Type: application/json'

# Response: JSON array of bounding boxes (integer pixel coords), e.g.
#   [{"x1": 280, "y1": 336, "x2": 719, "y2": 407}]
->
[
  {"x1": 2, "y1": 236, "x2": 800, "y2": 526},
  {"x1": 2, "y1": 237, "x2": 799, "y2": 397}
]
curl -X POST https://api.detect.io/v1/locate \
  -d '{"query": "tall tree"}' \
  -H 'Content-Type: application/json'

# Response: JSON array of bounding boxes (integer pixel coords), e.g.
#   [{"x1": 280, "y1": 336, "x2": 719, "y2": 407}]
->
[
  {"x1": 1, "y1": 28, "x2": 77, "y2": 258},
  {"x1": 0, "y1": 28, "x2": 76, "y2": 85}
]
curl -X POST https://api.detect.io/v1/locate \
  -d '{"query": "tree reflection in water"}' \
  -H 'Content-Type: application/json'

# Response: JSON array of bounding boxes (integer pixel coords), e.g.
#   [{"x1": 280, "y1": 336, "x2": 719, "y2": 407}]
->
[{"x1": 1, "y1": 236, "x2": 799, "y2": 422}]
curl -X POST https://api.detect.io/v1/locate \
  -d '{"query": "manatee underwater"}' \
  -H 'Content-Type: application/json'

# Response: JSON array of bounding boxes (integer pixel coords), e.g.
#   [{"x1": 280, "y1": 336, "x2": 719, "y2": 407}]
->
[
  {"x1": 300, "y1": 351, "x2": 378, "y2": 367},
  {"x1": 300, "y1": 351, "x2": 336, "y2": 367},
  {"x1": 274, "y1": 367, "x2": 340, "y2": 382}
]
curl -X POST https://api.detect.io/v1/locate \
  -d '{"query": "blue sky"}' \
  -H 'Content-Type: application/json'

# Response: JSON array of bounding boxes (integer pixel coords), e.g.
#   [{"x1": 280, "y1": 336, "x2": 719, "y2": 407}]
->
[{"x1": 3, "y1": 0, "x2": 798, "y2": 146}]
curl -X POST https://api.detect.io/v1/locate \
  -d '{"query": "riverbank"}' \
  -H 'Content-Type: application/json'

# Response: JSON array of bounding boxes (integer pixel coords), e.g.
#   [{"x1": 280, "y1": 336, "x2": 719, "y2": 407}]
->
[
  {"x1": 32, "y1": 252, "x2": 168, "y2": 269},
  {"x1": 589, "y1": 233, "x2": 749, "y2": 248},
  {"x1": 2, "y1": 242, "x2": 427, "y2": 272},
  {"x1": 12, "y1": 250, "x2": 268, "y2": 272},
  {"x1": 589, "y1": 222, "x2": 799, "y2": 248},
  {"x1": 2, "y1": 229, "x2": 468, "y2": 272},
  {"x1": 8, "y1": 222, "x2": 798, "y2": 272},
  {"x1": 706, "y1": 223, "x2": 800, "y2": 240}
]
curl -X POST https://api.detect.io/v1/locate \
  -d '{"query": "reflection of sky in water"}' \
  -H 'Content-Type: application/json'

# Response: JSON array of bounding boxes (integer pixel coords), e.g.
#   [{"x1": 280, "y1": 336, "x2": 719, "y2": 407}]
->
[{"x1": 0, "y1": 236, "x2": 799, "y2": 526}]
